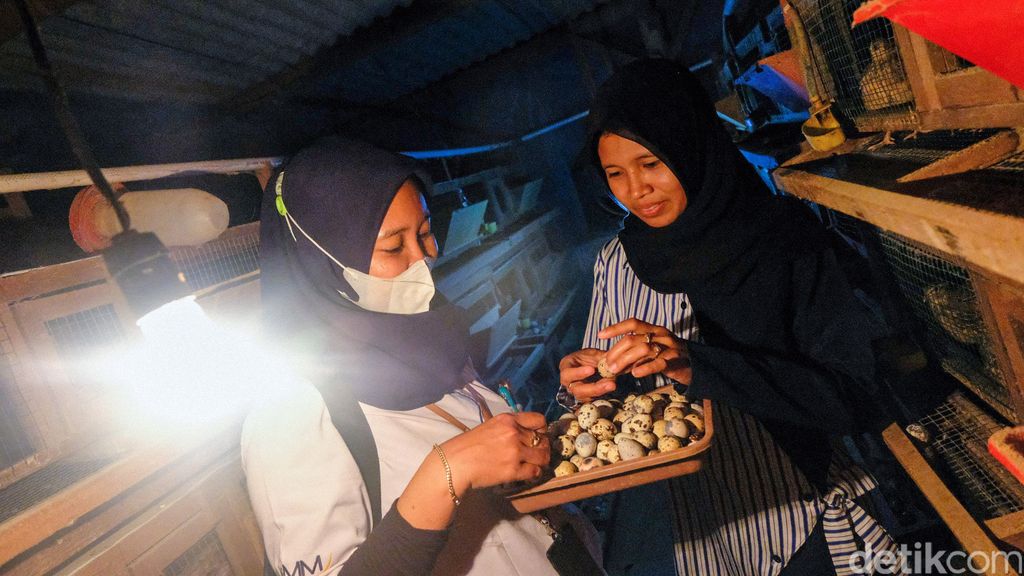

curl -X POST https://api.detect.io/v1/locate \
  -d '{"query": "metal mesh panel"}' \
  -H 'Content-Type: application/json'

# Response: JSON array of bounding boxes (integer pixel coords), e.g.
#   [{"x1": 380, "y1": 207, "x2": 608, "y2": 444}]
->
[
  {"x1": 44, "y1": 304, "x2": 126, "y2": 400},
  {"x1": 0, "y1": 321, "x2": 35, "y2": 471},
  {"x1": 915, "y1": 393, "x2": 1024, "y2": 519},
  {"x1": 993, "y1": 151, "x2": 1024, "y2": 173},
  {"x1": 877, "y1": 231, "x2": 1014, "y2": 419},
  {"x1": 0, "y1": 457, "x2": 113, "y2": 525},
  {"x1": 861, "y1": 129, "x2": 1001, "y2": 165},
  {"x1": 162, "y1": 531, "x2": 234, "y2": 576},
  {"x1": 791, "y1": 0, "x2": 916, "y2": 131},
  {"x1": 170, "y1": 225, "x2": 259, "y2": 292}
]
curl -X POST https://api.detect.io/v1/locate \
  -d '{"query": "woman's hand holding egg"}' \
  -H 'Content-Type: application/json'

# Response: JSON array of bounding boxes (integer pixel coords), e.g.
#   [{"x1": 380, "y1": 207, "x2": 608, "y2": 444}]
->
[{"x1": 598, "y1": 318, "x2": 692, "y2": 385}]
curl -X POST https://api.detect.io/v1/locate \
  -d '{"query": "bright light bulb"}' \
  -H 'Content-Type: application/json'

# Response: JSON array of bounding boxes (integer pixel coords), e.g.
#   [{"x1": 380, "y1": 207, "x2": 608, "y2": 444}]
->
[{"x1": 108, "y1": 295, "x2": 305, "y2": 436}]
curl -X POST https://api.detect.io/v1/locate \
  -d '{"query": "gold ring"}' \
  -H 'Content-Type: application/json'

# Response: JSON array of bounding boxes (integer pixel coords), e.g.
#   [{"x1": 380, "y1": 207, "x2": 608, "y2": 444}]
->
[
  {"x1": 530, "y1": 431, "x2": 542, "y2": 447},
  {"x1": 645, "y1": 332, "x2": 654, "y2": 344},
  {"x1": 651, "y1": 342, "x2": 664, "y2": 356}
]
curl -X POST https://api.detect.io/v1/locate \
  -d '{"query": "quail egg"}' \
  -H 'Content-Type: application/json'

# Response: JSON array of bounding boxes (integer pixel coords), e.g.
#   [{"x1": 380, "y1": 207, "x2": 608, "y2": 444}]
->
[
  {"x1": 556, "y1": 435, "x2": 575, "y2": 458},
  {"x1": 658, "y1": 436, "x2": 685, "y2": 452},
  {"x1": 624, "y1": 413, "x2": 653, "y2": 433},
  {"x1": 590, "y1": 418, "x2": 616, "y2": 441},
  {"x1": 574, "y1": 432, "x2": 597, "y2": 458},
  {"x1": 633, "y1": 431, "x2": 658, "y2": 449},
  {"x1": 577, "y1": 403, "x2": 600, "y2": 430},
  {"x1": 632, "y1": 395, "x2": 654, "y2": 414},
  {"x1": 615, "y1": 437, "x2": 646, "y2": 460},
  {"x1": 555, "y1": 460, "x2": 578, "y2": 477}
]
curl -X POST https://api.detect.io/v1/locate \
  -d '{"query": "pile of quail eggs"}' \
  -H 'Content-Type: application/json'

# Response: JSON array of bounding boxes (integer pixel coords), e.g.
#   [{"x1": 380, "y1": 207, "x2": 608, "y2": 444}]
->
[{"x1": 548, "y1": 389, "x2": 706, "y2": 477}]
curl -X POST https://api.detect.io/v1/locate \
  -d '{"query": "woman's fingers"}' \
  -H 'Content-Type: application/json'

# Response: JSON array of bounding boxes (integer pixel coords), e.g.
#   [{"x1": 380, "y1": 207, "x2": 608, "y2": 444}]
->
[
  {"x1": 597, "y1": 318, "x2": 669, "y2": 340},
  {"x1": 560, "y1": 363, "x2": 596, "y2": 386},
  {"x1": 559, "y1": 348, "x2": 615, "y2": 400},
  {"x1": 515, "y1": 462, "x2": 543, "y2": 481},
  {"x1": 597, "y1": 318, "x2": 647, "y2": 339},
  {"x1": 604, "y1": 334, "x2": 661, "y2": 373},
  {"x1": 512, "y1": 411, "x2": 546, "y2": 431},
  {"x1": 568, "y1": 380, "x2": 615, "y2": 402}
]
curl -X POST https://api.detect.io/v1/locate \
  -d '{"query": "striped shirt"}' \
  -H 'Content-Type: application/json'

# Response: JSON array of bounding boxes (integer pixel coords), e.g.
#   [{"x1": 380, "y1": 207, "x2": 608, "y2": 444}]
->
[{"x1": 579, "y1": 237, "x2": 898, "y2": 576}]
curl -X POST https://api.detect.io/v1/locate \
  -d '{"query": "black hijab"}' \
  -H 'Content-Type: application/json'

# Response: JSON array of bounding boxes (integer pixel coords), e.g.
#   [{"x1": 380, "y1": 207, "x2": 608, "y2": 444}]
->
[
  {"x1": 259, "y1": 136, "x2": 471, "y2": 410},
  {"x1": 588, "y1": 58, "x2": 824, "y2": 300}
]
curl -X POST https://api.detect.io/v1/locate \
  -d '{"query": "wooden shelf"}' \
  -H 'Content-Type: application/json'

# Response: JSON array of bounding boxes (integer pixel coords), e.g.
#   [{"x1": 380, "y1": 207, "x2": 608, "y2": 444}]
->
[{"x1": 774, "y1": 155, "x2": 1024, "y2": 286}]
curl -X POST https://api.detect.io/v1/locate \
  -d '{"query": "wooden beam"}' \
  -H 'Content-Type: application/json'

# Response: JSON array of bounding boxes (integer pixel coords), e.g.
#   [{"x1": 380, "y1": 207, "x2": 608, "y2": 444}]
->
[
  {"x1": 882, "y1": 423, "x2": 1019, "y2": 575},
  {"x1": 773, "y1": 167, "x2": 1024, "y2": 287},
  {"x1": 898, "y1": 130, "x2": 1023, "y2": 183},
  {"x1": 0, "y1": 158, "x2": 282, "y2": 194},
  {"x1": 987, "y1": 510, "x2": 1024, "y2": 552},
  {"x1": 919, "y1": 103, "x2": 1024, "y2": 131}
]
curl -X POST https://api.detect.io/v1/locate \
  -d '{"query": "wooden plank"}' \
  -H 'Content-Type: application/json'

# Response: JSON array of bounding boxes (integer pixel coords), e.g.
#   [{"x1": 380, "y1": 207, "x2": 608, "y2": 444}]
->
[
  {"x1": 57, "y1": 455, "x2": 261, "y2": 576},
  {"x1": 0, "y1": 257, "x2": 110, "y2": 304},
  {"x1": 882, "y1": 423, "x2": 1019, "y2": 575},
  {"x1": 0, "y1": 158, "x2": 282, "y2": 194},
  {"x1": 773, "y1": 168, "x2": 1024, "y2": 286},
  {"x1": 919, "y1": 103, "x2": 1024, "y2": 131},
  {"x1": 935, "y1": 67, "x2": 1021, "y2": 110},
  {"x1": 0, "y1": 302, "x2": 63, "y2": 489},
  {"x1": 978, "y1": 279, "x2": 1024, "y2": 422},
  {"x1": 897, "y1": 130, "x2": 1022, "y2": 183},
  {"x1": 0, "y1": 419, "x2": 243, "y2": 572},
  {"x1": 200, "y1": 457, "x2": 264, "y2": 576},
  {"x1": 986, "y1": 510, "x2": 1024, "y2": 551},
  {"x1": 893, "y1": 25, "x2": 941, "y2": 112}
]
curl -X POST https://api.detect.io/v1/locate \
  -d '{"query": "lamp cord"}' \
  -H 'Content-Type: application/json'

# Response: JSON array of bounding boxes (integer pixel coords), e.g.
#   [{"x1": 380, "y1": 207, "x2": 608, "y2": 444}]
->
[{"x1": 14, "y1": 0, "x2": 131, "y2": 233}]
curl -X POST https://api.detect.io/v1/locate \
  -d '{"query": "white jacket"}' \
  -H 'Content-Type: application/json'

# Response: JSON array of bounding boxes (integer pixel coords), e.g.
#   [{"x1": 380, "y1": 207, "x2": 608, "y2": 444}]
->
[{"x1": 241, "y1": 381, "x2": 560, "y2": 576}]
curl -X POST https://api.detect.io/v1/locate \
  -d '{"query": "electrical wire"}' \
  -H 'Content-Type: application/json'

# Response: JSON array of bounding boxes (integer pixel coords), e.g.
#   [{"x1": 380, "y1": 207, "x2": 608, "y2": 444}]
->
[{"x1": 13, "y1": 0, "x2": 131, "y2": 233}]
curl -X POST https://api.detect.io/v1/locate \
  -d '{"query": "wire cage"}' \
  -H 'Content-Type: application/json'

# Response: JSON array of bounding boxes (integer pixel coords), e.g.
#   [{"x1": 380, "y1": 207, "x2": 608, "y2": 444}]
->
[
  {"x1": 790, "y1": 0, "x2": 917, "y2": 131},
  {"x1": 169, "y1": 222, "x2": 260, "y2": 293},
  {"x1": 877, "y1": 230, "x2": 1016, "y2": 421},
  {"x1": 0, "y1": 319, "x2": 38, "y2": 478},
  {"x1": 914, "y1": 392, "x2": 1024, "y2": 520}
]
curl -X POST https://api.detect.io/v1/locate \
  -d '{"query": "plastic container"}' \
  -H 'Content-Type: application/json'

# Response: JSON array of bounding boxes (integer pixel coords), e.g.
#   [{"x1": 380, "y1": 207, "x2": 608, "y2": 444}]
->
[{"x1": 70, "y1": 185, "x2": 229, "y2": 252}]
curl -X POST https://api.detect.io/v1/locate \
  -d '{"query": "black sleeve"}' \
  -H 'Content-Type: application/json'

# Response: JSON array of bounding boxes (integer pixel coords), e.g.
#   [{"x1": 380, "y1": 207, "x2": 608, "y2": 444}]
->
[
  {"x1": 339, "y1": 503, "x2": 449, "y2": 576},
  {"x1": 685, "y1": 248, "x2": 879, "y2": 434}
]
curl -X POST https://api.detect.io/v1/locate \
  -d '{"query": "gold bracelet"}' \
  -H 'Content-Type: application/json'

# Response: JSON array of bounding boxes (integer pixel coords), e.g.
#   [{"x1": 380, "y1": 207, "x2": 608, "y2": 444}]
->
[{"x1": 432, "y1": 444, "x2": 460, "y2": 507}]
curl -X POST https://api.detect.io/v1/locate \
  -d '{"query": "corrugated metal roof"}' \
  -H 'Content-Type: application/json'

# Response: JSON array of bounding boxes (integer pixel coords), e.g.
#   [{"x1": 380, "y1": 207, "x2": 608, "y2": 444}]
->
[
  {"x1": 0, "y1": 0, "x2": 412, "y2": 103},
  {"x1": 0, "y1": 0, "x2": 604, "y2": 107},
  {"x1": 304, "y1": 0, "x2": 604, "y2": 104}
]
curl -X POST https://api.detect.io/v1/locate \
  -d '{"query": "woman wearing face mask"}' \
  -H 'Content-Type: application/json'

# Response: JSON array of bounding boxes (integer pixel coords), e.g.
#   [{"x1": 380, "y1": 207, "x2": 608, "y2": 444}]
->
[
  {"x1": 558, "y1": 59, "x2": 900, "y2": 575},
  {"x1": 245, "y1": 137, "x2": 600, "y2": 576}
]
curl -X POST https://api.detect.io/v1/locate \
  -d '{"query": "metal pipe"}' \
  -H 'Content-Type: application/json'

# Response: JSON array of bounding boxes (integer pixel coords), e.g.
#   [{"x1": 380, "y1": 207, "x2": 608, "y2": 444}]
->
[{"x1": 0, "y1": 157, "x2": 283, "y2": 194}]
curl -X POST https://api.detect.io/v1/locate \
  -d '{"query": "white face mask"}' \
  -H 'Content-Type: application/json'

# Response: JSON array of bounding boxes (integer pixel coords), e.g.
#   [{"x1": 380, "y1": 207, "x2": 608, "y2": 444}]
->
[
  {"x1": 339, "y1": 257, "x2": 435, "y2": 315},
  {"x1": 275, "y1": 171, "x2": 437, "y2": 315}
]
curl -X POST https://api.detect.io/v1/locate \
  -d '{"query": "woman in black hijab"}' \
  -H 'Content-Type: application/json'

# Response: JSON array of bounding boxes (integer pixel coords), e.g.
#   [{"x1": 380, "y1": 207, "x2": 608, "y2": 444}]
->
[
  {"x1": 245, "y1": 137, "x2": 589, "y2": 576},
  {"x1": 559, "y1": 59, "x2": 900, "y2": 575}
]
